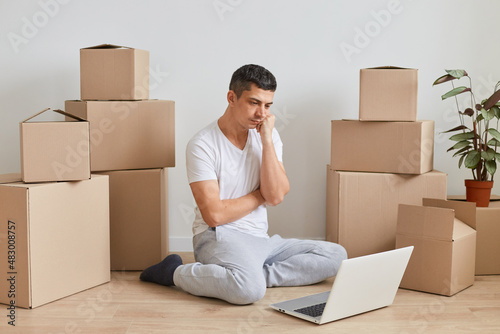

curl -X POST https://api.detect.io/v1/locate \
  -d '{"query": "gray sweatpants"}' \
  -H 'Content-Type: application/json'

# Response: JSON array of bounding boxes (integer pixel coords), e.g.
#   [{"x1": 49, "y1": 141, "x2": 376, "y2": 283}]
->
[{"x1": 173, "y1": 227, "x2": 347, "y2": 305}]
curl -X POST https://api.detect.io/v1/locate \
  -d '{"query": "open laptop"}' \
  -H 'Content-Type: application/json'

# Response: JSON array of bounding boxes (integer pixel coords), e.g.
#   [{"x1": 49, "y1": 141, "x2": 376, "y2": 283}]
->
[{"x1": 270, "y1": 246, "x2": 413, "y2": 325}]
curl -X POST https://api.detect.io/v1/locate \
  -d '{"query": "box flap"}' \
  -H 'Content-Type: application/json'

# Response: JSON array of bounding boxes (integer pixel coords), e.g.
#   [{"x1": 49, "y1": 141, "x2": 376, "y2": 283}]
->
[
  {"x1": 0, "y1": 173, "x2": 22, "y2": 184},
  {"x1": 453, "y1": 218, "x2": 476, "y2": 241},
  {"x1": 364, "y1": 66, "x2": 416, "y2": 70},
  {"x1": 397, "y1": 204, "x2": 455, "y2": 241},
  {"x1": 423, "y1": 198, "x2": 477, "y2": 229},
  {"x1": 21, "y1": 109, "x2": 86, "y2": 123},
  {"x1": 81, "y1": 44, "x2": 132, "y2": 50}
]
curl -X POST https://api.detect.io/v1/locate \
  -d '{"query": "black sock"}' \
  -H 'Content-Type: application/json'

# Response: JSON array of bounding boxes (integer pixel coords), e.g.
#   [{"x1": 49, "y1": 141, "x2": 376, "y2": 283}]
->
[{"x1": 140, "y1": 254, "x2": 183, "y2": 286}]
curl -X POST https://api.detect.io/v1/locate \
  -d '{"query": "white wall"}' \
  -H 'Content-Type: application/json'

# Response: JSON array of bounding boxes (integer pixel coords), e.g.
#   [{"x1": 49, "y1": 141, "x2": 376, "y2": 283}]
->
[{"x1": 2, "y1": 0, "x2": 500, "y2": 251}]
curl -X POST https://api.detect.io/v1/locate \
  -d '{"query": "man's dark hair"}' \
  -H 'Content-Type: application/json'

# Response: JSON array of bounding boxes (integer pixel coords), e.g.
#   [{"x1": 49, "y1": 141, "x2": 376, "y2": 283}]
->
[{"x1": 229, "y1": 64, "x2": 277, "y2": 98}]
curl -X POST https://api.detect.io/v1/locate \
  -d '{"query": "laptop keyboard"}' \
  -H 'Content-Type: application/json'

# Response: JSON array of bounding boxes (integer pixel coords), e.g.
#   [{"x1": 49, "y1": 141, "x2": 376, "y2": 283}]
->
[{"x1": 294, "y1": 302, "x2": 326, "y2": 318}]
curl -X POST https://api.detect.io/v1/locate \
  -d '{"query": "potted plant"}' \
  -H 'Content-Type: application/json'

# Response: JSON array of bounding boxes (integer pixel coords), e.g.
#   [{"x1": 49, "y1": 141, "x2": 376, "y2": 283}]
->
[{"x1": 433, "y1": 69, "x2": 500, "y2": 207}]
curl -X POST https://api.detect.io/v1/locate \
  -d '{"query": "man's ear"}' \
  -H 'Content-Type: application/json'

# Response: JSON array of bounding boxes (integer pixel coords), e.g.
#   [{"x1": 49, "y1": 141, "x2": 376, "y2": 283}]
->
[{"x1": 227, "y1": 90, "x2": 237, "y2": 105}]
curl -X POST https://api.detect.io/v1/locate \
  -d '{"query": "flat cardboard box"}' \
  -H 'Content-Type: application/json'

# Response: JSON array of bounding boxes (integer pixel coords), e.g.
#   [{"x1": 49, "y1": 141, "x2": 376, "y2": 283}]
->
[
  {"x1": 445, "y1": 195, "x2": 500, "y2": 275},
  {"x1": 325, "y1": 166, "x2": 447, "y2": 258},
  {"x1": 359, "y1": 66, "x2": 418, "y2": 121},
  {"x1": 0, "y1": 175, "x2": 110, "y2": 308},
  {"x1": 331, "y1": 120, "x2": 434, "y2": 174},
  {"x1": 396, "y1": 199, "x2": 477, "y2": 296},
  {"x1": 80, "y1": 44, "x2": 149, "y2": 100},
  {"x1": 97, "y1": 169, "x2": 168, "y2": 270},
  {"x1": 65, "y1": 100, "x2": 175, "y2": 172},
  {"x1": 20, "y1": 108, "x2": 90, "y2": 183}
]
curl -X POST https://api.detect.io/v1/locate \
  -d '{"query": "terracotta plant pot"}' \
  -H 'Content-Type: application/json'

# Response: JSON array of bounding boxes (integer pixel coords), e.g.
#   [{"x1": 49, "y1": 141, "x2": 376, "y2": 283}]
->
[{"x1": 465, "y1": 180, "x2": 494, "y2": 207}]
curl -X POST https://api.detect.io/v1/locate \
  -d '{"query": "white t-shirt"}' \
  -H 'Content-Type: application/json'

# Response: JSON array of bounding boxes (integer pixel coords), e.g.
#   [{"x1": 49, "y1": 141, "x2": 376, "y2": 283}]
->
[{"x1": 186, "y1": 120, "x2": 283, "y2": 238}]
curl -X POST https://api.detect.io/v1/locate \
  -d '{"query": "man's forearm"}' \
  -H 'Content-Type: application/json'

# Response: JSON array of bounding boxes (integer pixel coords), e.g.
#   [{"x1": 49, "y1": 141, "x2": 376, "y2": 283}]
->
[
  {"x1": 201, "y1": 189, "x2": 266, "y2": 227},
  {"x1": 219, "y1": 189, "x2": 265, "y2": 225},
  {"x1": 260, "y1": 139, "x2": 290, "y2": 206}
]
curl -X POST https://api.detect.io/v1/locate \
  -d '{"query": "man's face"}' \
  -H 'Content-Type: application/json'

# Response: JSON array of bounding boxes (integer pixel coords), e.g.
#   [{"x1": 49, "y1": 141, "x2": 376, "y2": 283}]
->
[{"x1": 229, "y1": 83, "x2": 274, "y2": 130}]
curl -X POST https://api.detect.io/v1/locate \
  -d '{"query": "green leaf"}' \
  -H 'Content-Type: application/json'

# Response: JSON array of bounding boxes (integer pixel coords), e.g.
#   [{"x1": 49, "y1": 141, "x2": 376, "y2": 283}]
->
[
  {"x1": 487, "y1": 138, "x2": 500, "y2": 146},
  {"x1": 487, "y1": 128, "x2": 500, "y2": 142},
  {"x1": 447, "y1": 140, "x2": 471, "y2": 152},
  {"x1": 486, "y1": 160, "x2": 497, "y2": 176},
  {"x1": 442, "y1": 125, "x2": 469, "y2": 133},
  {"x1": 459, "y1": 154, "x2": 466, "y2": 168},
  {"x1": 481, "y1": 148, "x2": 496, "y2": 161},
  {"x1": 464, "y1": 150, "x2": 481, "y2": 168},
  {"x1": 445, "y1": 69, "x2": 468, "y2": 79},
  {"x1": 482, "y1": 107, "x2": 495, "y2": 121},
  {"x1": 492, "y1": 106, "x2": 500, "y2": 119},
  {"x1": 433, "y1": 74, "x2": 456, "y2": 86},
  {"x1": 449, "y1": 131, "x2": 475, "y2": 141},
  {"x1": 441, "y1": 86, "x2": 471, "y2": 100},
  {"x1": 453, "y1": 145, "x2": 472, "y2": 157},
  {"x1": 477, "y1": 114, "x2": 484, "y2": 122},
  {"x1": 496, "y1": 153, "x2": 500, "y2": 161}
]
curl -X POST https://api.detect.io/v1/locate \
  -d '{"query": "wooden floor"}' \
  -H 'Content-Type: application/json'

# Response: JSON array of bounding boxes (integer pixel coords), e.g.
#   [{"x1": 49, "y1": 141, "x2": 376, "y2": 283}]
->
[{"x1": 2, "y1": 252, "x2": 500, "y2": 334}]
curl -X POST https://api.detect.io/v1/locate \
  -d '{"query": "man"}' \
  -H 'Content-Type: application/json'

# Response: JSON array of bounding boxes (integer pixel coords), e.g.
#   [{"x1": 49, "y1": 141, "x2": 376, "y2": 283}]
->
[{"x1": 140, "y1": 64, "x2": 347, "y2": 305}]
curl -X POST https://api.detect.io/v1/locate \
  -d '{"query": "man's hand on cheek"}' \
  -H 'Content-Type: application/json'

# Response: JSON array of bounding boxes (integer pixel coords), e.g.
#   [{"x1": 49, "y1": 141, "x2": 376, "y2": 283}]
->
[{"x1": 256, "y1": 114, "x2": 275, "y2": 142}]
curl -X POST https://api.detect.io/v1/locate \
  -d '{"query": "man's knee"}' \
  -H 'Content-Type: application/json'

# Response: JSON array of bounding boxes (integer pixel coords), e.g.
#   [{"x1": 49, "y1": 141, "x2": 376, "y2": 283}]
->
[
  {"x1": 333, "y1": 243, "x2": 348, "y2": 260},
  {"x1": 318, "y1": 239, "x2": 345, "y2": 257},
  {"x1": 313, "y1": 241, "x2": 347, "y2": 277},
  {"x1": 227, "y1": 281, "x2": 267, "y2": 305}
]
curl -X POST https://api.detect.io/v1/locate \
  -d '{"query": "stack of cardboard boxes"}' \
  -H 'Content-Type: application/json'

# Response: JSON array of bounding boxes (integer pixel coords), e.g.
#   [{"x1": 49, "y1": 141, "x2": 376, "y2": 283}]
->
[
  {"x1": 66, "y1": 44, "x2": 175, "y2": 271},
  {"x1": 326, "y1": 66, "x2": 448, "y2": 260},
  {"x1": 326, "y1": 66, "x2": 491, "y2": 297},
  {"x1": 0, "y1": 44, "x2": 175, "y2": 309},
  {"x1": 1, "y1": 107, "x2": 110, "y2": 309}
]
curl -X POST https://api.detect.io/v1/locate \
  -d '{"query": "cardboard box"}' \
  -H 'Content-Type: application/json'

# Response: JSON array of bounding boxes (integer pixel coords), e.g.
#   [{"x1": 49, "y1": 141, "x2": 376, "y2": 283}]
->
[
  {"x1": 396, "y1": 198, "x2": 477, "y2": 296},
  {"x1": 80, "y1": 44, "x2": 149, "y2": 100},
  {"x1": 331, "y1": 120, "x2": 434, "y2": 174},
  {"x1": 0, "y1": 175, "x2": 110, "y2": 308},
  {"x1": 446, "y1": 196, "x2": 500, "y2": 275},
  {"x1": 65, "y1": 100, "x2": 175, "y2": 172},
  {"x1": 359, "y1": 66, "x2": 418, "y2": 121},
  {"x1": 326, "y1": 166, "x2": 447, "y2": 258},
  {"x1": 20, "y1": 108, "x2": 91, "y2": 183},
  {"x1": 97, "y1": 169, "x2": 168, "y2": 270}
]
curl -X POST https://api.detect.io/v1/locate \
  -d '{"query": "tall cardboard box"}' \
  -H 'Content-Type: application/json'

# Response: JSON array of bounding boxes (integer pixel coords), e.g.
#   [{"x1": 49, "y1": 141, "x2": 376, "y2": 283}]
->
[
  {"x1": 331, "y1": 120, "x2": 434, "y2": 174},
  {"x1": 97, "y1": 169, "x2": 168, "y2": 270},
  {"x1": 326, "y1": 166, "x2": 447, "y2": 258},
  {"x1": 446, "y1": 196, "x2": 500, "y2": 275},
  {"x1": 359, "y1": 66, "x2": 418, "y2": 121},
  {"x1": 80, "y1": 44, "x2": 149, "y2": 100},
  {"x1": 0, "y1": 174, "x2": 110, "y2": 308},
  {"x1": 20, "y1": 108, "x2": 90, "y2": 183},
  {"x1": 65, "y1": 100, "x2": 175, "y2": 172},
  {"x1": 396, "y1": 199, "x2": 477, "y2": 296}
]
